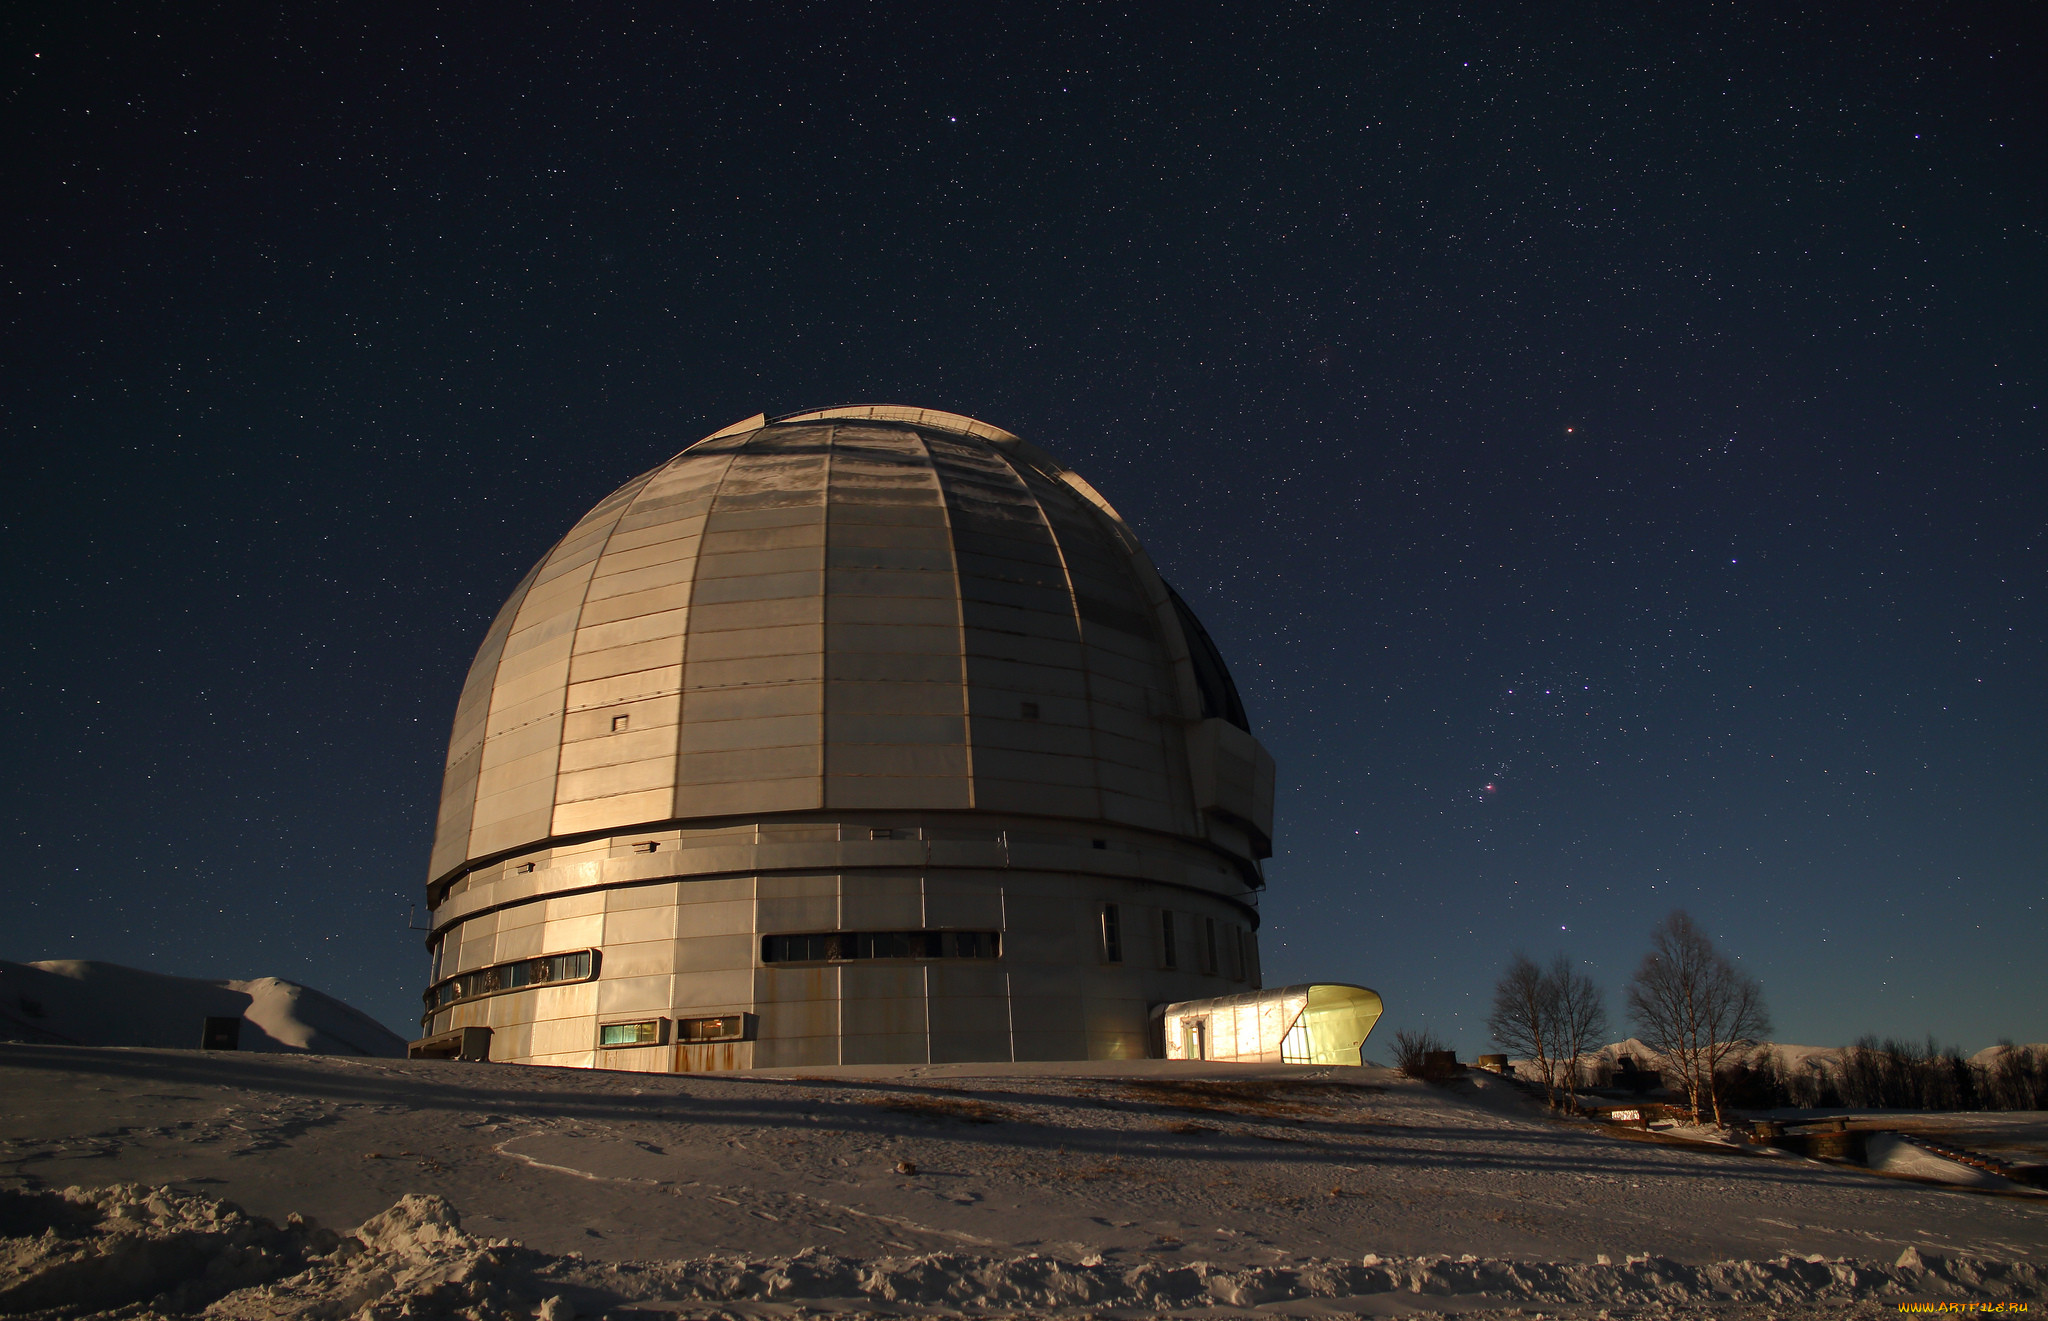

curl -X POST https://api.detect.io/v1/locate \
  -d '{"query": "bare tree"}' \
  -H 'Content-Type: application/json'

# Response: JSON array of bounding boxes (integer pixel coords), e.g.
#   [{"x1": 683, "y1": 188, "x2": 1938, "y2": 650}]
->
[
  {"x1": 1548, "y1": 954, "x2": 1610, "y2": 1114},
  {"x1": 1486, "y1": 953, "x2": 1560, "y2": 1107},
  {"x1": 1696, "y1": 957, "x2": 1770, "y2": 1125},
  {"x1": 1625, "y1": 911, "x2": 1770, "y2": 1125}
]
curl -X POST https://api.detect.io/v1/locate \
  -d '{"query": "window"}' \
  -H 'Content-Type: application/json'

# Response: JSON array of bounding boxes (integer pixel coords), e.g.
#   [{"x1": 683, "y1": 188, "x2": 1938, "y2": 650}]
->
[
  {"x1": 515, "y1": 862, "x2": 537, "y2": 873},
  {"x1": 1020, "y1": 701, "x2": 1040, "y2": 719},
  {"x1": 632, "y1": 841, "x2": 659, "y2": 853},
  {"x1": 600, "y1": 1020, "x2": 662, "y2": 1047},
  {"x1": 611, "y1": 714, "x2": 630, "y2": 732},
  {"x1": 1100, "y1": 903, "x2": 1123, "y2": 963},
  {"x1": 761, "y1": 930, "x2": 1000, "y2": 963},
  {"x1": 678, "y1": 1014, "x2": 752, "y2": 1043},
  {"x1": 1201, "y1": 917, "x2": 1218, "y2": 974},
  {"x1": 1159, "y1": 911, "x2": 1178, "y2": 969},
  {"x1": 423, "y1": 949, "x2": 597, "y2": 1014},
  {"x1": 869, "y1": 827, "x2": 920, "y2": 841},
  {"x1": 1281, "y1": 1020, "x2": 1311, "y2": 1064}
]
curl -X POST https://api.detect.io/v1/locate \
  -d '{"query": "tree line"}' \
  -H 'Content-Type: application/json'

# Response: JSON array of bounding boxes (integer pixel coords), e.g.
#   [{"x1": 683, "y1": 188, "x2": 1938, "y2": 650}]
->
[
  {"x1": 1461, "y1": 908, "x2": 2044, "y2": 1121},
  {"x1": 1721, "y1": 1037, "x2": 2048, "y2": 1112}
]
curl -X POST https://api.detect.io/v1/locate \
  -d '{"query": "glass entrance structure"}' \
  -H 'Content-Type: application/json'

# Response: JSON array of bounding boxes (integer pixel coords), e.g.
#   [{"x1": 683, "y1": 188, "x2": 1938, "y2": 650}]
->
[{"x1": 1156, "y1": 983, "x2": 1383, "y2": 1065}]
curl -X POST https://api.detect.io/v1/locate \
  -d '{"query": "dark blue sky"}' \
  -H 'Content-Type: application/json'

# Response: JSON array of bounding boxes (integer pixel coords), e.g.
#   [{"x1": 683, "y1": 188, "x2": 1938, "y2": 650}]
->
[{"x1": 5, "y1": 4, "x2": 2041, "y2": 1051}]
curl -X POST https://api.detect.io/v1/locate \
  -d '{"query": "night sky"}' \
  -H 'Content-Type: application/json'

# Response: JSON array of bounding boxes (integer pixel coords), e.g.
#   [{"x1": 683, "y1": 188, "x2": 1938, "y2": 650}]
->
[{"x1": 5, "y1": 5, "x2": 2041, "y2": 1052}]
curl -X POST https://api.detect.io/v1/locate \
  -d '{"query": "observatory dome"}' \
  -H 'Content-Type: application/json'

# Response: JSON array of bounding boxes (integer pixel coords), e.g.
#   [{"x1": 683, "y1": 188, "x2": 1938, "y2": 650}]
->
[{"x1": 419, "y1": 406, "x2": 1276, "y2": 1070}]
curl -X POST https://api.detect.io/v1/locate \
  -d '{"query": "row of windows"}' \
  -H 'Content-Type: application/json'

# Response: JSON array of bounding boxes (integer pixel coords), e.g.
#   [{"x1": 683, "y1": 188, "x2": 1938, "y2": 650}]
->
[
  {"x1": 1099, "y1": 904, "x2": 1251, "y2": 980},
  {"x1": 598, "y1": 1012, "x2": 754, "y2": 1048},
  {"x1": 425, "y1": 950, "x2": 594, "y2": 1011},
  {"x1": 761, "y1": 930, "x2": 1001, "y2": 963},
  {"x1": 427, "y1": 911, "x2": 1243, "y2": 1015}
]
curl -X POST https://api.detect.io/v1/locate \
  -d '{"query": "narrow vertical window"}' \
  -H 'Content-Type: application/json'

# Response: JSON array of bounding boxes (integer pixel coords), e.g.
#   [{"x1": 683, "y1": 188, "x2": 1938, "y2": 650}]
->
[
  {"x1": 1100, "y1": 903, "x2": 1123, "y2": 963},
  {"x1": 1202, "y1": 917, "x2": 1218, "y2": 974},
  {"x1": 1159, "y1": 910, "x2": 1178, "y2": 969}
]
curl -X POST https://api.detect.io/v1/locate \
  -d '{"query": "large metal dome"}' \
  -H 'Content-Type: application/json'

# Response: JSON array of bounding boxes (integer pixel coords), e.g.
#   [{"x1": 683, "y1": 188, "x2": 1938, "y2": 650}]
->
[{"x1": 419, "y1": 406, "x2": 1276, "y2": 1069}]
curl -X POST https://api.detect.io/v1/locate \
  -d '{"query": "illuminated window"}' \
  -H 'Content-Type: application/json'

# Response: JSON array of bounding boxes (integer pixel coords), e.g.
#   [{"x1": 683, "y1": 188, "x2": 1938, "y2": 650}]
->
[
  {"x1": 1100, "y1": 903, "x2": 1123, "y2": 963},
  {"x1": 678, "y1": 1014, "x2": 751, "y2": 1043},
  {"x1": 1281, "y1": 1020, "x2": 1311, "y2": 1064}
]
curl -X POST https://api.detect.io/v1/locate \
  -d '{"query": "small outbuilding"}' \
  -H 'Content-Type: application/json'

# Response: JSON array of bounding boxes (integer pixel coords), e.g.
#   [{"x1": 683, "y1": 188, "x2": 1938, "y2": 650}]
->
[{"x1": 1156, "y1": 983, "x2": 1383, "y2": 1065}]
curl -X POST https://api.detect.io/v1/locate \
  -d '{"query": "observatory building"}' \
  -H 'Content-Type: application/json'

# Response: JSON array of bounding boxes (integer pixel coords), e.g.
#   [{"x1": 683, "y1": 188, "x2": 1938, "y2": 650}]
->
[{"x1": 415, "y1": 406, "x2": 1280, "y2": 1070}]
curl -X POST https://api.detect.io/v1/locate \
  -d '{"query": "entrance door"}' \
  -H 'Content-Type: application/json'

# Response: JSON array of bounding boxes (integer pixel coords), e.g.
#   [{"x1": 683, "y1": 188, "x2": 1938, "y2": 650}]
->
[{"x1": 1182, "y1": 1018, "x2": 1207, "y2": 1061}]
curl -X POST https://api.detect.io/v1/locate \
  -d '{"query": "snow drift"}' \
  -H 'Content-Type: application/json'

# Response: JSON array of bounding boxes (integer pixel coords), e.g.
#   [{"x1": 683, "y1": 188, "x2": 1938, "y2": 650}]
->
[
  {"x1": 2, "y1": 1183, "x2": 2039, "y2": 1319},
  {"x1": 0, "y1": 960, "x2": 404, "y2": 1057}
]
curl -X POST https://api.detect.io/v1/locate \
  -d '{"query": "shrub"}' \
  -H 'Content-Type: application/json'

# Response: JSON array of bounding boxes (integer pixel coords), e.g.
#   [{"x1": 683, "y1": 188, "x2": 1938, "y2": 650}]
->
[{"x1": 1391, "y1": 1028, "x2": 1449, "y2": 1080}]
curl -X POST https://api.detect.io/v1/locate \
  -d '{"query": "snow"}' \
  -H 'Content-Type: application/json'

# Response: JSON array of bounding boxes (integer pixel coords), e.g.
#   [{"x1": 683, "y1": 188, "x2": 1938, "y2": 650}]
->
[
  {"x1": 0, "y1": 961, "x2": 406, "y2": 1057},
  {"x1": 2, "y1": 1043, "x2": 2043, "y2": 1317}
]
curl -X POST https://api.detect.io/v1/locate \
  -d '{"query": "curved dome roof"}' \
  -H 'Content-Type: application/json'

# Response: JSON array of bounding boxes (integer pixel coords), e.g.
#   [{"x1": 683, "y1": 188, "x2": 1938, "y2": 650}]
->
[{"x1": 429, "y1": 406, "x2": 1270, "y2": 888}]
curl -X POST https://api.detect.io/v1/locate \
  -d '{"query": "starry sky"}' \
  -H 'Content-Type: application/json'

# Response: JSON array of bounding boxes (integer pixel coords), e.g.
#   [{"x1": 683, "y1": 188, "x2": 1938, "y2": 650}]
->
[{"x1": 5, "y1": 5, "x2": 2042, "y2": 1052}]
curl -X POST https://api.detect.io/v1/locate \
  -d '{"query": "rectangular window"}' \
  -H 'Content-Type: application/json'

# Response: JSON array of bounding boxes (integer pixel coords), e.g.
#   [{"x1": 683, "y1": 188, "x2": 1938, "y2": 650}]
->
[
  {"x1": 600, "y1": 1020, "x2": 662, "y2": 1047},
  {"x1": 1100, "y1": 903, "x2": 1123, "y2": 963},
  {"x1": 1159, "y1": 911, "x2": 1178, "y2": 969},
  {"x1": 761, "y1": 930, "x2": 1000, "y2": 964},
  {"x1": 611, "y1": 714, "x2": 630, "y2": 732},
  {"x1": 1201, "y1": 917, "x2": 1218, "y2": 974},
  {"x1": 678, "y1": 1014, "x2": 751, "y2": 1043}
]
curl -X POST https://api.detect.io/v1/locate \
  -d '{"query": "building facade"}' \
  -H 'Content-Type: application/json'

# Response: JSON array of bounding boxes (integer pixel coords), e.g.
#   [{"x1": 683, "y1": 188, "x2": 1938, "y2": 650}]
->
[{"x1": 417, "y1": 405, "x2": 1275, "y2": 1070}]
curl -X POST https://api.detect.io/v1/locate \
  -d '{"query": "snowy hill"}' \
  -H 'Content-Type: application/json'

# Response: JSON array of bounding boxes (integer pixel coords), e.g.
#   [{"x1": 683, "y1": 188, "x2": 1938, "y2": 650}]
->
[{"x1": 0, "y1": 960, "x2": 406, "y2": 1057}]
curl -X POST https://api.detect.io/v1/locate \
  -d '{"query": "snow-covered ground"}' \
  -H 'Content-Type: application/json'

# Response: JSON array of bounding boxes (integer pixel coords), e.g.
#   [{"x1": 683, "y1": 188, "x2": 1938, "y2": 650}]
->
[
  {"x1": 2, "y1": 1044, "x2": 2042, "y2": 1317},
  {"x1": 0, "y1": 961, "x2": 406, "y2": 1057}
]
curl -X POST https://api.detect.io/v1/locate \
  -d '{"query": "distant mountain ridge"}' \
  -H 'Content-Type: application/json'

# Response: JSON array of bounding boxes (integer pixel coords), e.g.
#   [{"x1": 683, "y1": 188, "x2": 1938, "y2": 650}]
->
[
  {"x1": 1585, "y1": 1037, "x2": 2048, "y2": 1071},
  {"x1": 0, "y1": 960, "x2": 406, "y2": 1057}
]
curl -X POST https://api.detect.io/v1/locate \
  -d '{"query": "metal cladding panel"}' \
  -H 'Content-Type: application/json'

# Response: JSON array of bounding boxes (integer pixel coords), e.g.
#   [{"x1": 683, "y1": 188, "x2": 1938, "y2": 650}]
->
[
  {"x1": 544, "y1": 455, "x2": 731, "y2": 839},
  {"x1": 824, "y1": 428, "x2": 969, "y2": 812},
  {"x1": 427, "y1": 408, "x2": 1268, "y2": 890},
  {"x1": 674, "y1": 435, "x2": 827, "y2": 815},
  {"x1": 429, "y1": 561, "x2": 541, "y2": 882}
]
